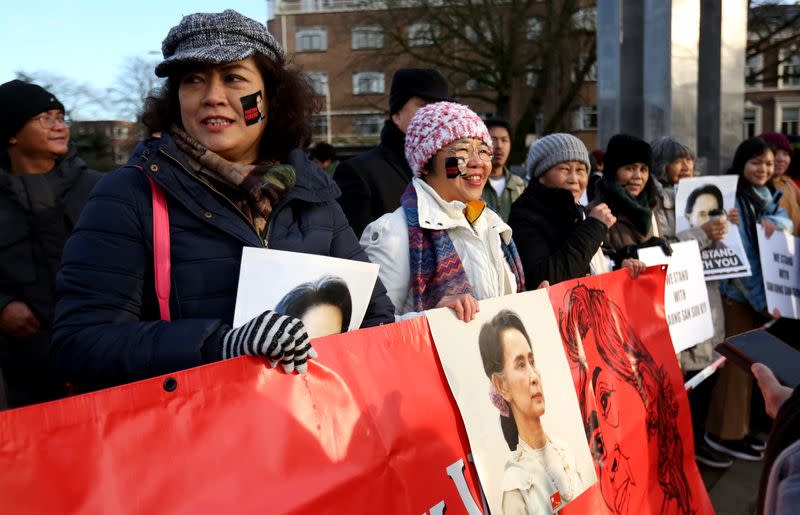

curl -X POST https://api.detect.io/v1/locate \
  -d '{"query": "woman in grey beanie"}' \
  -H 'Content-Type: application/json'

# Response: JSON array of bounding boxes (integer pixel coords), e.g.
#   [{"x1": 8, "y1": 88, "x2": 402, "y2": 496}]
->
[
  {"x1": 650, "y1": 135, "x2": 741, "y2": 469},
  {"x1": 51, "y1": 10, "x2": 394, "y2": 390},
  {"x1": 508, "y1": 133, "x2": 644, "y2": 288}
]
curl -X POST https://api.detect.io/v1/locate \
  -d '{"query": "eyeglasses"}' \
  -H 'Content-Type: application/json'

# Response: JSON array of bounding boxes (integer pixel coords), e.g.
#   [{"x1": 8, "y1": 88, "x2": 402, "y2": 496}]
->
[
  {"x1": 445, "y1": 142, "x2": 493, "y2": 163},
  {"x1": 31, "y1": 113, "x2": 70, "y2": 129}
]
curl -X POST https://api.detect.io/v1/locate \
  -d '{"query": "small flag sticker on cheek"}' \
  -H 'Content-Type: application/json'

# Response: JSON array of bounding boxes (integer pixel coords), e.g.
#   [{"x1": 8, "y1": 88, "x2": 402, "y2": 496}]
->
[
  {"x1": 445, "y1": 157, "x2": 463, "y2": 178},
  {"x1": 241, "y1": 91, "x2": 264, "y2": 126}
]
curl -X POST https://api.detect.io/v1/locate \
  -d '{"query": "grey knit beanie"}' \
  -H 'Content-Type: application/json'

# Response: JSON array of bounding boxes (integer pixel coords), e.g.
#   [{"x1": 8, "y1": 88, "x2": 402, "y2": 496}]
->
[
  {"x1": 526, "y1": 133, "x2": 591, "y2": 178},
  {"x1": 650, "y1": 136, "x2": 694, "y2": 184},
  {"x1": 155, "y1": 9, "x2": 285, "y2": 78}
]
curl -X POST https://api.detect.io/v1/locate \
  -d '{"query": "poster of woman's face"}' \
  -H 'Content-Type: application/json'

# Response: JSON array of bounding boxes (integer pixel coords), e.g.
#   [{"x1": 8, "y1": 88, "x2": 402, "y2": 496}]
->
[
  {"x1": 674, "y1": 175, "x2": 751, "y2": 280},
  {"x1": 427, "y1": 290, "x2": 596, "y2": 514},
  {"x1": 232, "y1": 248, "x2": 379, "y2": 338}
]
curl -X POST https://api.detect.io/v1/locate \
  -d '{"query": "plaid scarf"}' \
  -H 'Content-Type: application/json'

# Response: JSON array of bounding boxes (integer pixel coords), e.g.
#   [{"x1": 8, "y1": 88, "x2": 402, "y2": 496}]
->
[
  {"x1": 401, "y1": 182, "x2": 525, "y2": 311},
  {"x1": 171, "y1": 127, "x2": 295, "y2": 234}
]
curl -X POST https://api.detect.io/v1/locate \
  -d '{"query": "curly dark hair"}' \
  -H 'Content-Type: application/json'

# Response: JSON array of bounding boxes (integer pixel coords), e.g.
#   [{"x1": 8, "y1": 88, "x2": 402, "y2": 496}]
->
[{"x1": 141, "y1": 54, "x2": 319, "y2": 162}]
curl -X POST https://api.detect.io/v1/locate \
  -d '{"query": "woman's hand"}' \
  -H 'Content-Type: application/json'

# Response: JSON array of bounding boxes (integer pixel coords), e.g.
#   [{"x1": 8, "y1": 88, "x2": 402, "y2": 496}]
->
[
  {"x1": 701, "y1": 218, "x2": 728, "y2": 241},
  {"x1": 727, "y1": 208, "x2": 739, "y2": 225},
  {"x1": 436, "y1": 293, "x2": 480, "y2": 322},
  {"x1": 621, "y1": 258, "x2": 646, "y2": 278},
  {"x1": 752, "y1": 363, "x2": 793, "y2": 419},
  {"x1": 0, "y1": 300, "x2": 40, "y2": 337},
  {"x1": 221, "y1": 310, "x2": 316, "y2": 373},
  {"x1": 588, "y1": 203, "x2": 617, "y2": 229},
  {"x1": 537, "y1": 280, "x2": 550, "y2": 290},
  {"x1": 762, "y1": 218, "x2": 777, "y2": 239}
]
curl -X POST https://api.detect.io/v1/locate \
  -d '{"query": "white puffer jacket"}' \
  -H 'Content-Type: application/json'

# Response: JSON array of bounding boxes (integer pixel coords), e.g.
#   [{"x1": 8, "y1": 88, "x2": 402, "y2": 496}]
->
[{"x1": 360, "y1": 178, "x2": 517, "y2": 318}]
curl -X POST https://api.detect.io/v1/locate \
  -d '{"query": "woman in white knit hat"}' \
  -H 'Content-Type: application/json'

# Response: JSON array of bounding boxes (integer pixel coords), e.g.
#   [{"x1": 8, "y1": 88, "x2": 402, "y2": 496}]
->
[
  {"x1": 361, "y1": 102, "x2": 525, "y2": 321},
  {"x1": 508, "y1": 133, "x2": 644, "y2": 288}
]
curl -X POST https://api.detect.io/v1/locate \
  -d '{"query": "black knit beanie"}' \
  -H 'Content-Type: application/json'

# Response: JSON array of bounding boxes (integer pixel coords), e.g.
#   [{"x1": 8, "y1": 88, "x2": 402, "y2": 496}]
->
[
  {"x1": 603, "y1": 134, "x2": 654, "y2": 180},
  {"x1": 0, "y1": 80, "x2": 65, "y2": 149},
  {"x1": 388, "y1": 68, "x2": 450, "y2": 115}
]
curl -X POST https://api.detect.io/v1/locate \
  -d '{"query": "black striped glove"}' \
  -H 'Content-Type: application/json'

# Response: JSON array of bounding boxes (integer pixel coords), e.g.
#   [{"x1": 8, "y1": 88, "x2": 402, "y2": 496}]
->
[{"x1": 221, "y1": 310, "x2": 317, "y2": 374}]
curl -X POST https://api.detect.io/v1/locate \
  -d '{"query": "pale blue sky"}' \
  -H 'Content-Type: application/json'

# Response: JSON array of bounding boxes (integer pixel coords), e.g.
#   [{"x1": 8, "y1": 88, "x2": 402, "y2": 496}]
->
[{"x1": 0, "y1": 1, "x2": 270, "y2": 118}]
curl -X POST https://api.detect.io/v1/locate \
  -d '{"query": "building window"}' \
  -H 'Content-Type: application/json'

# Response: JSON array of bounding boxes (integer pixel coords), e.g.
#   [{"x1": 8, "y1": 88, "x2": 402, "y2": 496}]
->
[
  {"x1": 354, "y1": 115, "x2": 384, "y2": 136},
  {"x1": 745, "y1": 54, "x2": 763, "y2": 89},
  {"x1": 743, "y1": 105, "x2": 761, "y2": 139},
  {"x1": 312, "y1": 115, "x2": 328, "y2": 138},
  {"x1": 352, "y1": 26, "x2": 383, "y2": 49},
  {"x1": 112, "y1": 126, "x2": 129, "y2": 138},
  {"x1": 780, "y1": 50, "x2": 800, "y2": 88},
  {"x1": 465, "y1": 20, "x2": 494, "y2": 44},
  {"x1": 466, "y1": 78, "x2": 492, "y2": 91},
  {"x1": 408, "y1": 23, "x2": 436, "y2": 47},
  {"x1": 307, "y1": 72, "x2": 328, "y2": 96},
  {"x1": 572, "y1": 105, "x2": 598, "y2": 130},
  {"x1": 571, "y1": 6, "x2": 596, "y2": 31},
  {"x1": 352, "y1": 72, "x2": 384, "y2": 95},
  {"x1": 571, "y1": 57, "x2": 597, "y2": 82},
  {"x1": 527, "y1": 18, "x2": 542, "y2": 40},
  {"x1": 526, "y1": 67, "x2": 540, "y2": 88},
  {"x1": 296, "y1": 27, "x2": 327, "y2": 52},
  {"x1": 781, "y1": 106, "x2": 800, "y2": 135}
]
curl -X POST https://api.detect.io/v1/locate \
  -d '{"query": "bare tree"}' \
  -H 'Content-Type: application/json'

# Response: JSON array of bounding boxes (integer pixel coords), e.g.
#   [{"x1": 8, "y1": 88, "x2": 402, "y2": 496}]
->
[
  {"x1": 361, "y1": 0, "x2": 597, "y2": 157},
  {"x1": 13, "y1": 71, "x2": 107, "y2": 120},
  {"x1": 747, "y1": 1, "x2": 800, "y2": 85},
  {"x1": 109, "y1": 56, "x2": 164, "y2": 122}
]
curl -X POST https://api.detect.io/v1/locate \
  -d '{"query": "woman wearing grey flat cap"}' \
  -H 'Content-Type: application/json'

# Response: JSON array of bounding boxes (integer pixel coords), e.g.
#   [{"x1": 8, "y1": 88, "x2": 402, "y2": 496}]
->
[{"x1": 52, "y1": 10, "x2": 394, "y2": 391}]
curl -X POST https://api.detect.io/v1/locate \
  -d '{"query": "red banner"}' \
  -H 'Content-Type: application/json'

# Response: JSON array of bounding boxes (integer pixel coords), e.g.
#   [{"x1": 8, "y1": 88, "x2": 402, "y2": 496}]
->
[
  {"x1": 0, "y1": 317, "x2": 483, "y2": 514},
  {"x1": 0, "y1": 269, "x2": 712, "y2": 514},
  {"x1": 549, "y1": 267, "x2": 714, "y2": 515}
]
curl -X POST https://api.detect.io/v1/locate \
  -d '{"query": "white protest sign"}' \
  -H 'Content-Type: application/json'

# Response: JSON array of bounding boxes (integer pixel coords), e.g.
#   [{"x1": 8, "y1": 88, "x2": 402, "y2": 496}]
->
[
  {"x1": 233, "y1": 248, "x2": 379, "y2": 337},
  {"x1": 674, "y1": 176, "x2": 751, "y2": 280},
  {"x1": 757, "y1": 225, "x2": 800, "y2": 319},
  {"x1": 638, "y1": 240, "x2": 714, "y2": 352}
]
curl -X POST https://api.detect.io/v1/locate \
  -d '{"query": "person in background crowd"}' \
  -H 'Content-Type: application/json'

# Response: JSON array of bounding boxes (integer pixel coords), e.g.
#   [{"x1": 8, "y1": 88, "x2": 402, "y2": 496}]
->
[
  {"x1": 361, "y1": 102, "x2": 525, "y2": 321},
  {"x1": 586, "y1": 148, "x2": 604, "y2": 202},
  {"x1": 591, "y1": 134, "x2": 672, "y2": 266},
  {"x1": 335, "y1": 68, "x2": 450, "y2": 237},
  {"x1": 760, "y1": 132, "x2": 800, "y2": 237},
  {"x1": 752, "y1": 362, "x2": 800, "y2": 515},
  {"x1": 480, "y1": 117, "x2": 526, "y2": 222},
  {"x1": 52, "y1": 9, "x2": 394, "y2": 392},
  {"x1": 309, "y1": 142, "x2": 338, "y2": 178},
  {"x1": 509, "y1": 133, "x2": 644, "y2": 289},
  {"x1": 706, "y1": 137, "x2": 792, "y2": 462},
  {"x1": 0, "y1": 80, "x2": 101, "y2": 409},
  {"x1": 650, "y1": 135, "x2": 738, "y2": 469},
  {"x1": 786, "y1": 135, "x2": 800, "y2": 188}
]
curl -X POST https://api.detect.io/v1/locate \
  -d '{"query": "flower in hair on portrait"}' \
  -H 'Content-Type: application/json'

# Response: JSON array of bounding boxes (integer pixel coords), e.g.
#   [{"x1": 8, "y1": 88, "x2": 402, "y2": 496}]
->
[{"x1": 489, "y1": 383, "x2": 510, "y2": 418}]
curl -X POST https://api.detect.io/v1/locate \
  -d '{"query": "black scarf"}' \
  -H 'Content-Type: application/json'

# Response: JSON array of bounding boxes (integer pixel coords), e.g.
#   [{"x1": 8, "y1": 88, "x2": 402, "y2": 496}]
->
[{"x1": 598, "y1": 177, "x2": 652, "y2": 234}]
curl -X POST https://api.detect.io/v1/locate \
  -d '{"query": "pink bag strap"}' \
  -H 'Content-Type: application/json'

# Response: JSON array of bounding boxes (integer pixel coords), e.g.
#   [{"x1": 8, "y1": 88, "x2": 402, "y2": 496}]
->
[{"x1": 145, "y1": 175, "x2": 172, "y2": 322}]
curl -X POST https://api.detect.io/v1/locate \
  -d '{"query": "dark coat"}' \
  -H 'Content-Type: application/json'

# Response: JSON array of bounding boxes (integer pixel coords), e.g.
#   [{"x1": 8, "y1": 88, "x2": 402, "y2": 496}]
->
[
  {"x1": 0, "y1": 147, "x2": 101, "y2": 406},
  {"x1": 334, "y1": 120, "x2": 412, "y2": 237},
  {"x1": 508, "y1": 181, "x2": 607, "y2": 288},
  {"x1": 53, "y1": 135, "x2": 395, "y2": 391},
  {"x1": 592, "y1": 179, "x2": 655, "y2": 262}
]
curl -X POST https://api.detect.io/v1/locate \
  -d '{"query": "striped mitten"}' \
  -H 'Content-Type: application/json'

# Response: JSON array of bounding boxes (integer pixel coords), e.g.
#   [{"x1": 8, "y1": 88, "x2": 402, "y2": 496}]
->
[{"x1": 221, "y1": 310, "x2": 316, "y2": 374}]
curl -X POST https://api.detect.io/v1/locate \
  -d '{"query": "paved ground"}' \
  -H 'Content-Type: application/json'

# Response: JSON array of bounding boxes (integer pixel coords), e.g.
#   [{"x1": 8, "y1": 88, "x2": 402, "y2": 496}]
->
[{"x1": 700, "y1": 443, "x2": 766, "y2": 515}]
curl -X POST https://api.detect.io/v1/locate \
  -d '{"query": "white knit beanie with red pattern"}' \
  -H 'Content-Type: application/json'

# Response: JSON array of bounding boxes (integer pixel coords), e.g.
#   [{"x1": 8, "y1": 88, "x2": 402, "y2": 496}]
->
[{"x1": 404, "y1": 101, "x2": 492, "y2": 177}]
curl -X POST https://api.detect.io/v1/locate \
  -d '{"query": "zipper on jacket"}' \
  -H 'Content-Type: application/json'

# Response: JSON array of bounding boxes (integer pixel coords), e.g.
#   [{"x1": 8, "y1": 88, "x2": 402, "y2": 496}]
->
[{"x1": 159, "y1": 149, "x2": 268, "y2": 247}]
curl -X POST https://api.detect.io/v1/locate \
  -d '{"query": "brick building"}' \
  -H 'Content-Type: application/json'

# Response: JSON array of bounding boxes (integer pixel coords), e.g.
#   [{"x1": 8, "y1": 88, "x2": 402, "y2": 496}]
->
[
  {"x1": 267, "y1": 0, "x2": 600, "y2": 157},
  {"x1": 744, "y1": 4, "x2": 800, "y2": 139},
  {"x1": 71, "y1": 120, "x2": 146, "y2": 170}
]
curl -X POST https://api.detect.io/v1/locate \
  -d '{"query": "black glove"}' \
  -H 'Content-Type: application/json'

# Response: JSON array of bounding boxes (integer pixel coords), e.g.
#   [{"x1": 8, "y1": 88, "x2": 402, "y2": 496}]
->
[
  {"x1": 221, "y1": 310, "x2": 316, "y2": 374},
  {"x1": 641, "y1": 236, "x2": 673, "y2": 256},
  {"x1": 614, "y1": 245, "x2": 639, "y2": 263}
]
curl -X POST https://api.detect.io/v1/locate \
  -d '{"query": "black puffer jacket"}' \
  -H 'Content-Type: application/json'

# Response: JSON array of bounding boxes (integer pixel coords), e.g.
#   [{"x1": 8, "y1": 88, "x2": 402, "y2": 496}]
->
[
  {"x1": 334, "y1": 120, "x2": 413, "y2": 237},
  {"x1": 0, "y1": 147, "x2": 101, "y2": 406},
  {"x1": 508, "y1": 180, "x2": 607, "y2": 288},
  {"x1": 53, "y1": 135, "x2": 395, "y2": 390}
]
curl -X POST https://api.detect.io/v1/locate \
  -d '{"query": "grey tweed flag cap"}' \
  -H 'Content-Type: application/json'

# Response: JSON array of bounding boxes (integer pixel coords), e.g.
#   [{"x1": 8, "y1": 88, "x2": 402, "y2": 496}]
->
[{"x1": 155, "y1": 9, "x2": 285, "y2": 78}]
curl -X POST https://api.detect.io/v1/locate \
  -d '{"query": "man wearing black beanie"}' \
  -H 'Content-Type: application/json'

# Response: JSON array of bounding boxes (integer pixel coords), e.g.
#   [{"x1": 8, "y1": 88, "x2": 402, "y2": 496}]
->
[
  {"x1": 0, "y1": 79, "x2": 101, "y2": 408},
  {"x1": 334, "y1": 68, "x2": 450, "y2": 237}
]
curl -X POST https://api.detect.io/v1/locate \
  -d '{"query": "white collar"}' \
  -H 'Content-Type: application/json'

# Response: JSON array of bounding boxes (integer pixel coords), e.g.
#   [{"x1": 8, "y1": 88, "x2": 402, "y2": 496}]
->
[{"x1": 412, "y1": 177, "x2": 513, "y2": 240}]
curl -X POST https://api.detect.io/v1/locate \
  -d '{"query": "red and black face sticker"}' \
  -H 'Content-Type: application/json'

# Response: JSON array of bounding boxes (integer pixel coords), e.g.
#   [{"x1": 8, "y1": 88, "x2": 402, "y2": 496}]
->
[
  {"x1": 445, "y1": 156, "x2": 464, "y2": 178},
  {"x1": 241, "y1": 91, "x2": 264, "y2": 126}
]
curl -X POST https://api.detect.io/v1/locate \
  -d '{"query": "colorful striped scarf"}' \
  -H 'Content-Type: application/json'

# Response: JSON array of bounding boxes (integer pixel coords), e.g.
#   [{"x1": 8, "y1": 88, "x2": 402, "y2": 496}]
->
[{"x1": 401, "y1": 182, "x2": 525, "y2": 311}]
